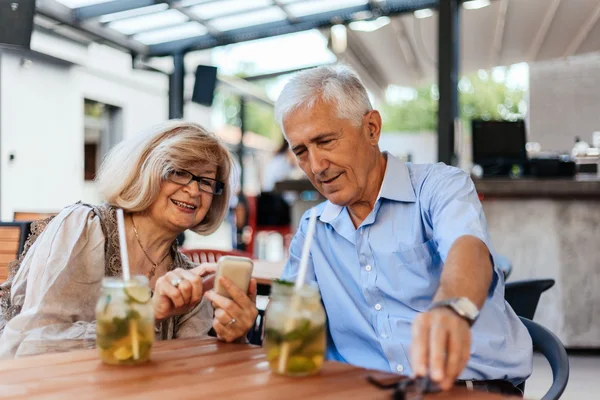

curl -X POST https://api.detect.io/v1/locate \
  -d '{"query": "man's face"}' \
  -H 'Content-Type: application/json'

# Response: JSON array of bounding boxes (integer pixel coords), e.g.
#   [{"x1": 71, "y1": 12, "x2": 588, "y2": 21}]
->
[{"x1": 284, "y1": 100, "x2": 381, "y2": 206}]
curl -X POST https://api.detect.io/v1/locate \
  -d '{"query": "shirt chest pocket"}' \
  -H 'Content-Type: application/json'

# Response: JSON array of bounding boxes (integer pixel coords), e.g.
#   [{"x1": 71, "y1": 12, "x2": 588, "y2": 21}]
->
[{"x1": 385, "y1": 239, "x2": 440, "y2": 311}]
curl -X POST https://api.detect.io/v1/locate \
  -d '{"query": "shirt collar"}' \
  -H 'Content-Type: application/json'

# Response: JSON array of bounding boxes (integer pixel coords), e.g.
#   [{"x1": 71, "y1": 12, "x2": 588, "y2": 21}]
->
[
  {"x1": 319, "y1": 152, "x2": 416, "y2": 224},
  {"x1": 379, "y1": 152, "x2": 417, "y2": 203}
]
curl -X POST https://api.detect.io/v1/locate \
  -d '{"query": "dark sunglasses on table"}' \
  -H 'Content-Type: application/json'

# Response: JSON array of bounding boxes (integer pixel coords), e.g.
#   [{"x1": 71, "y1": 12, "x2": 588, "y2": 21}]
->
[
  {"x1": 367, "y1": 375, "x2": 441, "y2": 400},
  {"x1": 166, "y1": 168, "x2": 225, "y2": 195}
]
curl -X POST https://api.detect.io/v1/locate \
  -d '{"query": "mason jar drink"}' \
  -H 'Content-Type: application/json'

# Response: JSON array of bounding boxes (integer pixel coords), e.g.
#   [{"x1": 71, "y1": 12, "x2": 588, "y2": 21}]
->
[
  {"x1": 264, "y1": 280, "x2": 326, "y2": 376},
  {"x1": 95, "y1": 276, "x2": 154, "y2": 365}
]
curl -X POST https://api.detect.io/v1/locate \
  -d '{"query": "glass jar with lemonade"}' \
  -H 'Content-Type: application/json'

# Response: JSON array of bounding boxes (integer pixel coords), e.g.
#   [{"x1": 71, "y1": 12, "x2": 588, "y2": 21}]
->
[
  {"x1": 95, "y1": 276, "x2": 154, "y2": 365},
  {"x1": 264, "y1": 280, "x2": 327, "y2": 376}
]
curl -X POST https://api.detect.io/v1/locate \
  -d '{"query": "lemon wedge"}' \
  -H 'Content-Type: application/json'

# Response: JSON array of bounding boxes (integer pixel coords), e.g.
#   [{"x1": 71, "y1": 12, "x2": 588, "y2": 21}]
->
[
  {"x1": 124, "y1": 286, "x2": 151, "y2": 304},
  {"x1": 113, "y1": 346, "x2": 133, "y2": 361}
]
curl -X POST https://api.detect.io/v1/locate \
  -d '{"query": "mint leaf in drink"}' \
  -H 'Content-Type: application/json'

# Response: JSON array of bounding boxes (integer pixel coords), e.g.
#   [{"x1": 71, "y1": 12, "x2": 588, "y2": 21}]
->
[{"x1": 273, "y1": 279, "x2": 294, "y2": 287}]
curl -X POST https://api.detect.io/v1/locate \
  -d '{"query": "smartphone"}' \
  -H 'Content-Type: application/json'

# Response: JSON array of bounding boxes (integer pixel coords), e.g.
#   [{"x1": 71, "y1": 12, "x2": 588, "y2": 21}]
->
[{"x1": 214, "y1": 256, "x2": 254, "y2": 299}]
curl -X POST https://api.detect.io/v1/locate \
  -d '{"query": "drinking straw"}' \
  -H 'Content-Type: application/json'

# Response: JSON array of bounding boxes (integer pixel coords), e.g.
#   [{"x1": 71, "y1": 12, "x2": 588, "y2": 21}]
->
[
  {"x1": 116, "y1": 208, "x2": 139, "y2": 360},
  {"x1": 116, "y1": 209, "x2": 131, "y2": 281}
]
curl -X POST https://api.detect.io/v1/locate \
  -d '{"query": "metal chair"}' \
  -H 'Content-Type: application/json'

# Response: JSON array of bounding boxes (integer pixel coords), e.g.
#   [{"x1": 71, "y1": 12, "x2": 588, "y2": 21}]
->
[
  {"x1": 505, "y1": 279, "x2": 555, "y2": 320},
  {"x1": 519, "y1": 317, "x2": 569, "y2": 400}
]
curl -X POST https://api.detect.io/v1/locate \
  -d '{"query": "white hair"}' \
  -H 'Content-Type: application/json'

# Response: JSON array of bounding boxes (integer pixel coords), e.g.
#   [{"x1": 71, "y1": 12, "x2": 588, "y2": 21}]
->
[{"x1": 274, "y1": 65, "x2": 373, "y2": 135}]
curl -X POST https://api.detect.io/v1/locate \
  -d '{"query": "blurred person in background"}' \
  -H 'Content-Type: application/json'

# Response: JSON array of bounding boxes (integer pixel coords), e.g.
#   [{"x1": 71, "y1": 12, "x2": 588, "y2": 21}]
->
[{"x1": 262, "y1": 141, "x2": 298, "y2": 192}]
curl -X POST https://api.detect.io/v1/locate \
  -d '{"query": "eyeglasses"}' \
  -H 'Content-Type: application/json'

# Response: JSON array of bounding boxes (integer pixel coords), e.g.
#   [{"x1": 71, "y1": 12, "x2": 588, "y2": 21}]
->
[{"x1": 166, "y1": 168, "x2": 225, "y2": 195}]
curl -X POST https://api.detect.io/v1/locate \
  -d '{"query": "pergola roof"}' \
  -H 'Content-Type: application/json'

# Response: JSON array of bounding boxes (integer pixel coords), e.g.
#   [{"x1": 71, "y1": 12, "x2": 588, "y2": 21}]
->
[
  {"x1": 34, "y1": 0, "x2": 600, "y2": 93},
  {"x1": 36, "y1": 0, "x2": 437, "y2": 56},
  {"x1": 340, "y1": 0, "x2": 600, "y2": 89}
]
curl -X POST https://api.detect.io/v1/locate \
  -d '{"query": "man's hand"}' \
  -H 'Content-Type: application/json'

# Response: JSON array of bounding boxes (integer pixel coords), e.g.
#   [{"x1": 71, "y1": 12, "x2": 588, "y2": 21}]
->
[{"x1": 410, "y1": 307, "x2": 472, "y2": 390}]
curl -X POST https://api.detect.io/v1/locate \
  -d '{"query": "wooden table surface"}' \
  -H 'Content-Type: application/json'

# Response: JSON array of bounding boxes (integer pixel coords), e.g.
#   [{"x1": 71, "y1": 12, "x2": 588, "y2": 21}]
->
[{"x1": 0, "y1": 337, "x2": 519, "y2": 400}]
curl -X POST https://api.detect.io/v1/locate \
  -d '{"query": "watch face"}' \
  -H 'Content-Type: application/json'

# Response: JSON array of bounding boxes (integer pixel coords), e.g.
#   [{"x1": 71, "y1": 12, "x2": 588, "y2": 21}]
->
[{"x1": 455, "y1": 298, "x2": 479, "y2": 320}]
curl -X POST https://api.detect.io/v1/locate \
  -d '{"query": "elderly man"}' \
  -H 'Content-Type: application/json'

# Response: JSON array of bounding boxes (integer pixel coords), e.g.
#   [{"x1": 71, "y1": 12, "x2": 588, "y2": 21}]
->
[{"x1": 274, "y1": 65, "x2": 531, "y2": 396}]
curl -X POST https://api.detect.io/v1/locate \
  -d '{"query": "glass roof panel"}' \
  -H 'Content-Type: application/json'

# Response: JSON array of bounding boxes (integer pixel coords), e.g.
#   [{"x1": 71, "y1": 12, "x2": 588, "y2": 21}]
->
[
  {"x1": 99, "y1": 4, "x2": 169, "y2": 24},
  {"x1": 108, "y1": 9, "x2": 189, "y2": 35},
  {"x1": 133, "y1": 21, "x2": 208, "y2": 45},
  {"x1": 287, "y1": 0, "x2": 369, "y2": 18},
  {"x1": 210, "y1": 7, "x2": 287, "y2": 31},
  {"x1": 189, "y1": 0, "x2": 273, "y2": 20},
  {"x1": 56, "y1": 0, "x2": 112, "y2": 8},
  {"x1": 177, "y1": 0, "x2": 215, "y2": 7},
  {"x1": 276, "y1": 0, "x2": 310, "y2": 3}
]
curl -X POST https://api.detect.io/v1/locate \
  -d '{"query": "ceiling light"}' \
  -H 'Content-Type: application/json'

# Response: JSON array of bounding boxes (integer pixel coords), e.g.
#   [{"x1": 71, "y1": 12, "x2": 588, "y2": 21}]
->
[
  {"x1": 463, "y1": 0, "x2": 491, "y2": 10},
  {"x1": 414, "y1": 8, "x2": 433, "y2": 19},
  {"x1": 349, "y1": 16, "x2": 390, "y2": 32}
]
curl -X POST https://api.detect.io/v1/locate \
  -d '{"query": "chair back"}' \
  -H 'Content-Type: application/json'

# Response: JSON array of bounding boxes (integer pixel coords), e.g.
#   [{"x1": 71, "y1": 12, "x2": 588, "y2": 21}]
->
[
  {"x1": 13, "y1": 212, "x2": 56, "y2": 222},
  {"x1": 520, "y1": 317, "x2": 569, "y2": 400},
  {"x1": 505, "y1": 279, "x2": 555, "y2": 319},
  {"x1": 179, "y1": 248, "x2": 253, "y2": 264},
  {"x1": 0, "y1": 222, "x2": 31, "y2": 283}
]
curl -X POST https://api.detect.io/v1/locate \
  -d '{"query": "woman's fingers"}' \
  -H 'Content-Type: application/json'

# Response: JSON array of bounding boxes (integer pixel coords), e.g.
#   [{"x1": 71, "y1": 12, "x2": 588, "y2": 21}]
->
[
  {"x1": 205, "y1": 277, "x2": 259, "y2": 343},
  {"x1": 168, "y1": 270, "x2": 192, "y2": 306},
  {"x1": 174, "y1": 268, "x2": 204, "y2": 304},
  {"x1": 156, "y1": 273, "x2": 185, "y2": 309}
]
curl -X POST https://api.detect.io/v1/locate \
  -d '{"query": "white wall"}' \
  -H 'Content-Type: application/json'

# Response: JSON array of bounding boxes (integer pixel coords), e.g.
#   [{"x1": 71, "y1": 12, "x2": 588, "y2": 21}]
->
[
  {"x1": 0, "y1": 32, "x2": 212, "y2": 220},
  {"x1": 378, "y1": 131, "x2": 437, "y2": 164},
  {"x1": 529, "y1": 53, "x2": 600, "y2": 153},
  {"x1": 1, "y1": 52, "x2": 81, "y2": 219}
]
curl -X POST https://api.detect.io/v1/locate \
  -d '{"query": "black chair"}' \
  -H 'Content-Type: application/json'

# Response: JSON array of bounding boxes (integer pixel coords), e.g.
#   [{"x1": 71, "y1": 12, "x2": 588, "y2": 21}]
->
[
  {"x1": 505, "y1": 279, "x2": 555, "y2": 320},
  {"x1": 519, "y1": 317, "x2": 569, "y2": 400}
]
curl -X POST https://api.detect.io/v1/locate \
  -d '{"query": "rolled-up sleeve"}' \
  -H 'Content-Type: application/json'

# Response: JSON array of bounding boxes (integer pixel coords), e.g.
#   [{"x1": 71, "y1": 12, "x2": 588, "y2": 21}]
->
[{"x1": 424, "y1": 166, "x2": 500, "y2": 295}]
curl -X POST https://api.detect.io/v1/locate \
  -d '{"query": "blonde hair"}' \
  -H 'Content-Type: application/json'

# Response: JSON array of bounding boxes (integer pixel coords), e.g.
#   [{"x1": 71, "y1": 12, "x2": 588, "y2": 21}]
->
[{"x1": 96, "y1": 120, "x2": 232, "y2": 235}]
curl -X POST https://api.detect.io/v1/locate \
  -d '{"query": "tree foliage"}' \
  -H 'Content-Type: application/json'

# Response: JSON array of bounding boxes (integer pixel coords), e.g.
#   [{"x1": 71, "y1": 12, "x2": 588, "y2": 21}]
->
[{"x1": 381, "y1": 68, "x2": 527, "y2": 133}]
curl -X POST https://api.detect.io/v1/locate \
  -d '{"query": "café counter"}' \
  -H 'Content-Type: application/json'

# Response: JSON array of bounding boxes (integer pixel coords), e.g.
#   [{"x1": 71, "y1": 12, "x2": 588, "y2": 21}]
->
[{"x1": 476, "y1": 177, "x2": 600, "y2": 348}]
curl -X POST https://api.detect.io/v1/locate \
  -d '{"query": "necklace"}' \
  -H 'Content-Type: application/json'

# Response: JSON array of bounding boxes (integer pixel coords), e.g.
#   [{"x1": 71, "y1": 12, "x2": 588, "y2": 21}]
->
[{"x1": 130, "y1": 215, "x2": 170, "y2": 279}]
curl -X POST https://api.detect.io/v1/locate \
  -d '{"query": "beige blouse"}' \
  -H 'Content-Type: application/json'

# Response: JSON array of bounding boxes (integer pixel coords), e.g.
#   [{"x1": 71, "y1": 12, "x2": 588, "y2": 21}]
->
[{"x1": 0, "y1": 203, "x2": 212, "y2": 359}]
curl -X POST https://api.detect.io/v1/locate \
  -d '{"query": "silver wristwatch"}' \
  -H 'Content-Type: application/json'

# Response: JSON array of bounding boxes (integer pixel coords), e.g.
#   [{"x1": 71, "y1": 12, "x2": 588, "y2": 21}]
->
[{"x1": 429, "y1": 297, "x2": 480, "y2": 326}]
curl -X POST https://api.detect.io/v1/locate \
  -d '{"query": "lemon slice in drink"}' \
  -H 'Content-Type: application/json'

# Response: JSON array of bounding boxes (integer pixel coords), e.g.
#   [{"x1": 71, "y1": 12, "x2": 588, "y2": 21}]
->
[
  {"x1": 114, "y1": 346, "x2": 133, "y2": 361},
  {"x1": 124, "y1": 286, "x2": 151, "y2": 304}
]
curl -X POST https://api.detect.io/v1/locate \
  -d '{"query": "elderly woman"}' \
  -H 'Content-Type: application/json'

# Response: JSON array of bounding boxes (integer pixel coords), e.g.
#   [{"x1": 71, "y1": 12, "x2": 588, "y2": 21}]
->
[{"x1": 0, "y1": 121, "x2": 258, "y2": 358}]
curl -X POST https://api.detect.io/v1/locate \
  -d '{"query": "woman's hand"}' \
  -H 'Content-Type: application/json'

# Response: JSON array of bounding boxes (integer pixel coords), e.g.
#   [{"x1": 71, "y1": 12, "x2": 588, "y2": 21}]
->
[
  {"x1": 204, "y1": 277, "x2": 259, "y2": 343},
  {"x1": 153, "y1": 266, "x2": 215, "y2": 321}
]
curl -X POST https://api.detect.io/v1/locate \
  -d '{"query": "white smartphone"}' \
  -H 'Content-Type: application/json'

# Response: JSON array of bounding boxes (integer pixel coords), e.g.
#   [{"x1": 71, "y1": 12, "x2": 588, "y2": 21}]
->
[{"x1": 214, "y1": 256, "x2": 254, "y2": 299}]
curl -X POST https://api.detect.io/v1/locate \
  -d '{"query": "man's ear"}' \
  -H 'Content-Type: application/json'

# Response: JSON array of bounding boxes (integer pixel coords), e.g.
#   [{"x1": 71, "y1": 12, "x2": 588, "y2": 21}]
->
[{"x1": 364, "y1": 110, "x2": 382, "y2": 145}]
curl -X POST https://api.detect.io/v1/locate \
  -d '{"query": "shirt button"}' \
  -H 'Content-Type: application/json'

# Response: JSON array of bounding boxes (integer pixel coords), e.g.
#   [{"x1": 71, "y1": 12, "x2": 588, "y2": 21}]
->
[
  {"x1": 396, "y1": 364, "x2": 404, "y2": 373},
  {"x1": 365, "y1": 265, "x2": 372, "y2": 272},
  {"x1": 375, "y1": 303, "x2": 382, "y2": 311},
  {"x1": 380, "y1": 333, "x2": 388, "y2": 339}
]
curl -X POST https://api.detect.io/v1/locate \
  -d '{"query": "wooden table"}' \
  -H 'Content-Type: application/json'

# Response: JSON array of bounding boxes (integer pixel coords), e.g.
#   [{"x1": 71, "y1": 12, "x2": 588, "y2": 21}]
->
[{"x1": 0, "y1": 338, "x2": 518, "y2": 400}]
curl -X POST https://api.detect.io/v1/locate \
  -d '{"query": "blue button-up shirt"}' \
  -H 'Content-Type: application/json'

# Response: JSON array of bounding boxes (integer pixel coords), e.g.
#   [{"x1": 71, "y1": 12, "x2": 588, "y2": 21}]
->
[{"x1": 281, "y1": 153, "x2": 532, "y2": 384}]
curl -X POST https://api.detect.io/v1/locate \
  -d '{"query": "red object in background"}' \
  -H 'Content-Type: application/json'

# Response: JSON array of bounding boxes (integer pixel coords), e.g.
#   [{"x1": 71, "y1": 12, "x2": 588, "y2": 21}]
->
[
  {"x1": 245, "y1": 196, "x2": 293, "y2": 256},
  {"x1": 478, "y1": 193, "x2": 485, "y2": 201},
  {"x1": 179, "y1": 248, "x2": 253, "y2": 264}
]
